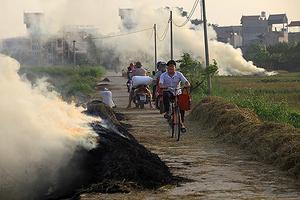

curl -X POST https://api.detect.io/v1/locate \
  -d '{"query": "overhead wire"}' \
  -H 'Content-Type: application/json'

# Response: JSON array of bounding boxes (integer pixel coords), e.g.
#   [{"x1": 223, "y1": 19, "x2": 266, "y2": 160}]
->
[
  {"x1": 199, "y1": 0, "x2": 203, "y2": 21},
  {"x1": 173, "y1": 0, "x2": 200, "y2": 27},
  {"x1": 158, "y1": 19, "x2": 170, "y2": 41},
  {"x1": 90, "y1": 27, "x2": 153, "y2": 40},
  {"x1": 148, "y1": 28, "x2": 154, "y2": 41}
]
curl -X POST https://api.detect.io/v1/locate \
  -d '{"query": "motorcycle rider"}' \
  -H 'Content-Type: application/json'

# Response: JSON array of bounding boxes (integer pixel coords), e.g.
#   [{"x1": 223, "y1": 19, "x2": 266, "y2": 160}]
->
[
  {"x1": 159, "y1": 60, "x2": 190, "y2": 132},
  {"x1": 126, "y1": 63, "x2": 135, "y2": 92},
  {"x1": 127, "y1": 63, "x2": 135, "y2": 79},
  {"x1": 127, "y1": 62, "x2": 153, "y2": 108}
]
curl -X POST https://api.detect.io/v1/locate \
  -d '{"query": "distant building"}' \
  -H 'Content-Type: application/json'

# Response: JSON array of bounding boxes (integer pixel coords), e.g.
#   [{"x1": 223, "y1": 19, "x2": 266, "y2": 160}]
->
[
  {"x1": 214, "y1": 12, "x2": 300, "y2": 49},
  {"x1": 23, "y1": 12, "x2": 45, "y2": 65},
  {"x1": 240, "y1": 12, "x2": 288, "y2": 48},
  {"x1": 214, "y1": 26, "x2": 243, "y2": 48},
  {"x1": 119, "y1": 8, "x2": 137, "y2": 30},
  {"x1": 264, "y1": 14, "x2": 288, "y2": 45},
  {"x1": 288, "y1": 21, "x2": 300, "y2": 43},
  {"x1": 1, "y1": 37, "x2": 32, "y2": 64},
  {"x1": 62, "y1": 25, "x2": 98, "y2": 60},
  {"x1": 240, "y1": 13, "x2": 268, "y2": 47},
  {"x1": 24, "y1": 12, "x2": 44, "y2": 35}
]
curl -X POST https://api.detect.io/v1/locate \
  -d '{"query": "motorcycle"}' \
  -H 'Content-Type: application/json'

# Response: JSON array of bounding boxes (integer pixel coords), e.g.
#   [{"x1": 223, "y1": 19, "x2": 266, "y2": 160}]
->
[{"x1": 133, "y1": 85, "x2": 151, "y2": 109}]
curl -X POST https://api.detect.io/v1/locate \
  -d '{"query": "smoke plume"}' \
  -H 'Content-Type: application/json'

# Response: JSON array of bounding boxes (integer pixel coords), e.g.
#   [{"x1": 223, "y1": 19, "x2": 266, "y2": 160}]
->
[
  {"x1": 100, "y1": 6, "x2": 268, "y2": 75},
  {"x1": 0, "y1": 54, "x2": 98, "y2": 199},
  {"x1": 0, "y1": 0, "x2": 268, "y2": 75}
]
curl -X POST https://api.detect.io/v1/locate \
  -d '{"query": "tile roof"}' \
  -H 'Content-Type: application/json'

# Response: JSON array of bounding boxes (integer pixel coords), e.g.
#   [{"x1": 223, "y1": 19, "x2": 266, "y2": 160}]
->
[
  {"x1": 268, "y1": 14, "x2": 288, "y2": 24},
  {"x1": 288, "y1": 21, "x2": 300, "y2": 27}
]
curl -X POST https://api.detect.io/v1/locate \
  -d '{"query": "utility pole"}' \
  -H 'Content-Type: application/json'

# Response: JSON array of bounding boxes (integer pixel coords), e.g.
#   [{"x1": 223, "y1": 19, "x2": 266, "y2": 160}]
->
[
  {"x1": 62, "y1": 35, "x2": 64, "y2": 65},
  {"x1": 52, "y1": 40, "x2": 55, "y2": 65},
  {"x1": 154, "y1": 24, "x2": 157, "y2": 71},
  {"x1": 72, "y1": 40, "x2": 76, "y2": 66},
  {"x1": 67, "y1": 40, "x2": 70, "y2": 61},
  {"x1": 170, "y1": 11, "x2": 174, "y2": 60},
  {"x1": 202, "y1": 0, "x2": 212, "y2": 95}
]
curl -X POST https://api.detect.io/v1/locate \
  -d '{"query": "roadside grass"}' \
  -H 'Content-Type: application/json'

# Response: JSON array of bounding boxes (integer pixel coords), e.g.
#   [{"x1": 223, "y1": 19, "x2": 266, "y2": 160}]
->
[
  {"x1": 20, "y1": 65, "x2": 105, "y2": 101},
  {"x1": 193, "y1": 72, "x2": 300, "y2": 128},
  {"x1": 190, "y1": 96, "x2": 300, "y2": 179}
]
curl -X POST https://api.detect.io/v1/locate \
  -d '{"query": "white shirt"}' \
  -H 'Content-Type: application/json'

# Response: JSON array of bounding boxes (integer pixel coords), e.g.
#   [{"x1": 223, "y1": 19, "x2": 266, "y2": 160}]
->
[
  {"x1": 100, "y1": 90, "x2": 115, "y2": 108},
  {"x1": 159, "y1": 71, "x2": 189, "y2": 94}
]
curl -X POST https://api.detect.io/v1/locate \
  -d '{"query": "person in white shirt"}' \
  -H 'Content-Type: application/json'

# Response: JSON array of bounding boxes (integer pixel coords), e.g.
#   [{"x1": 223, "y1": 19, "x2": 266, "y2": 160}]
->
[
  {"x1": 127, "y1": 61, "x2": 153, "y2": 108},
  {"x1": 159, "y1": 60, "x2": 190, "y2": 132}
]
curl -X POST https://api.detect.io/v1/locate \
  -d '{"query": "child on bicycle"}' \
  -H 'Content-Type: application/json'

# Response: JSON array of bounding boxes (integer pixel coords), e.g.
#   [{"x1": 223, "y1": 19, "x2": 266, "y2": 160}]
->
[{"x1": 159, "y1": 60, "x2": 190, "y2": 132}]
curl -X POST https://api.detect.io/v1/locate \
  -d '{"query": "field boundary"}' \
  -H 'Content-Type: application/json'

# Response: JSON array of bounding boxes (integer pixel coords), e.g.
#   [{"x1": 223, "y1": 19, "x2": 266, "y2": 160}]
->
[{"x1": 190, "y1": 96, "x2": 300, "y2": 179}]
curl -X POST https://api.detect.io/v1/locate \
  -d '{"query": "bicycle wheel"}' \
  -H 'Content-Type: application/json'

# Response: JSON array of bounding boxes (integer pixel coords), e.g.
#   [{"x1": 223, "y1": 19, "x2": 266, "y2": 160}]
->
[
  {"x1": 175, "y1": 106, "x2": 181, "y2": 141},
  {"x1": 159, "y1": 100, "x2": 164, "y2": 114},
  {"x1": 169, "y1": 103, "x2": 175, "y2": 138}
]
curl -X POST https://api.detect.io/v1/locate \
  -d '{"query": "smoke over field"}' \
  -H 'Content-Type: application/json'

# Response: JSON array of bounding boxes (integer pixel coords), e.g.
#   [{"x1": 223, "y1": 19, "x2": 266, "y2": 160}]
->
[
  {"x1": 0, "y1": 0, "x2": 267, "y2": 75},
  {"x1": 0, "y1": 54, "x2": 98, "y2": 199}
]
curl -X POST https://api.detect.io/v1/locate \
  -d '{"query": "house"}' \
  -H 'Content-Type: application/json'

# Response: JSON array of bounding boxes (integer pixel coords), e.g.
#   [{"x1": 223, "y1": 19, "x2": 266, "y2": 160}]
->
[
  {"x1": 1, "y1": 37, "x2": 33, "y2": 64},
  {"x1": 240, "y1": 12, "x2": 288, "y2": 48},
  {"x1": 288, "y1": 21, "x2": 300, "y2": 43},
  {"x1": 264, "y1": 14, "x2": 289, "y2": 45},
  {"x1": 119, "y1": 8, "x2": 137, "y2": 30},
  {"x1": 240, "y1": 13, "x2": 269, "y2": 48},
  {"x1": 23, "y1": 12, "x2": 45, "y2": 65},
  {"x1": 214, "y1": 26, "x2": 243, "y2": 48}
]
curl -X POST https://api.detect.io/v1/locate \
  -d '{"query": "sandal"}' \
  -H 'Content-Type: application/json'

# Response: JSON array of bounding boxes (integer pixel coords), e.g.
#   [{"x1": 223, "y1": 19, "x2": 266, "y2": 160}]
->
[
  {"x1": 180, "y1": 125, "x2": 187, "y2": 133},
  {"x1": 164, "y1": 113, "x2": 171, "y2": 119}
]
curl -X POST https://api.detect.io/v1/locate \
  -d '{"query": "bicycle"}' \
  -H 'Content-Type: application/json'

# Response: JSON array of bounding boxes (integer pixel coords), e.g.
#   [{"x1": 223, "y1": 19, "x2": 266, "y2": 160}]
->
[{"x1": 164, "y1": 87, "x2": 184, "y2": 141}]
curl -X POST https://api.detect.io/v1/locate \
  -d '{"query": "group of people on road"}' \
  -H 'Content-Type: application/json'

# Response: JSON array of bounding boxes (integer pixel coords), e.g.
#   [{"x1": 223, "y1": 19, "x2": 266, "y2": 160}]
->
[
  {"x1": 125, "y1": 60, "x2": 191, "y2": 132},
  {"x1": 126, "y1": 61, "x2": 153, "y2": 109}
]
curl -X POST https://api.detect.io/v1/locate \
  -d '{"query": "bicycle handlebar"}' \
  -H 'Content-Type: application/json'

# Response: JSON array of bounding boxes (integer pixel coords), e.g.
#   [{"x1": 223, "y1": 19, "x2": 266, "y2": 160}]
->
[{"x1": 161, "y1": 86, "x2": 189, "y2": 90}]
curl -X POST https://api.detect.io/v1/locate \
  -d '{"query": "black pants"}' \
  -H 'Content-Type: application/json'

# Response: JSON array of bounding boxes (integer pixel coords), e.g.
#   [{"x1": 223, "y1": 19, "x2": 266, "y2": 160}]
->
[
  {"x1": 152, "y1": 85, "x2": 157, "y2": 100},
  {"x1": 163, "y1": 91, "x2": 185, "y2": 122}
]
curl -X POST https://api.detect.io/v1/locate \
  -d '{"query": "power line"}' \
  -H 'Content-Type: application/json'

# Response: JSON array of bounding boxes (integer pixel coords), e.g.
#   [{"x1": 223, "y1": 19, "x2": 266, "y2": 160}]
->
[
  {"x1": 158, "y1": 20, "x2": 170, "y2": 41},
  {"x1": 183, "y1": 0, "x2": 200, "y2": 25},
  {"x1": 90, "y1": 27, "x2": 153, "y2": 40},
  {"x1": 175, "y1": 0, "x2": 199, "y2": 27},
  {"x1": 200, "y1": 0, "x2": 203, "y2": 21},
  {"x1": 173, "y1": 0, "x2": 200, "y2": 27},
  {"x1": 148, "y1": 28, "x2": 154, "y2": 41}
]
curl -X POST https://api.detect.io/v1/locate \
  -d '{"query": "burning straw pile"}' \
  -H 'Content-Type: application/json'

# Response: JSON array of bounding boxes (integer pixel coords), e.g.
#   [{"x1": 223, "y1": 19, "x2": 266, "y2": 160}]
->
[
  {"x1": 190, "y1": 96, "x2": 300, "y2": 179},
  {"x1": 48, "y1": 100, "x2": 172, "y2": 199}
]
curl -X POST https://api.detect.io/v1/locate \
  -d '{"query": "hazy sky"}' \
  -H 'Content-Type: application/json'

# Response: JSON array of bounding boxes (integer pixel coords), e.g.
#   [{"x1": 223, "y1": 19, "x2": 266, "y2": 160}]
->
[
  {"x1": 159, "y1": 0, "x2": 300, "y2": 26},
  {"x1": 0, "y1": 0, "x2": 299, "y2": 39}
]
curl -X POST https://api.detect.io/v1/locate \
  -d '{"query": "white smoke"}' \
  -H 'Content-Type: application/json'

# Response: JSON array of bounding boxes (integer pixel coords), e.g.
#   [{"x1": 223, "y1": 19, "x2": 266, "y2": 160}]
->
[
  {"x1": 0, "y1": 0, "x2": 267, "y2": 75},
  {"x1": 0, "y1": 54, "x2": 98, "y2": 199},
  {"x1": 69, "y1": 3, "x2": 266, "y2": 75},
  {"x1": 100, "y1": 5, "x2": 268, "y2": 75}
]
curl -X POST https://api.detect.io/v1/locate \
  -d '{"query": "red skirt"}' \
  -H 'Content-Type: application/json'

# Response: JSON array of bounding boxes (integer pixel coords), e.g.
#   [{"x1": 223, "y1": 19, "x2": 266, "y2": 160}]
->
[{"x1": 178, "y1": 94, "x2": 191, "y2": 111}]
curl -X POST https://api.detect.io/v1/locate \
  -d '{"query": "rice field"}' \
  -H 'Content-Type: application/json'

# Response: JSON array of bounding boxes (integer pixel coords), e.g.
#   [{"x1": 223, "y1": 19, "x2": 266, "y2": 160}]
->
[
  {"x1": 212, "y1": 72, "x2": 300, "y2": 111},
  {"x1": 194, "y1": 72, "x2": 300, "y2": 128}
]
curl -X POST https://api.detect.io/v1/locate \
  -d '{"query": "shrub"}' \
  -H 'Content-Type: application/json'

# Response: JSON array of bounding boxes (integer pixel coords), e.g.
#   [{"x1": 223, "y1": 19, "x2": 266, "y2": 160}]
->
[{"x1": 21, "y1": 65, "x2": 105, "y2": 101}]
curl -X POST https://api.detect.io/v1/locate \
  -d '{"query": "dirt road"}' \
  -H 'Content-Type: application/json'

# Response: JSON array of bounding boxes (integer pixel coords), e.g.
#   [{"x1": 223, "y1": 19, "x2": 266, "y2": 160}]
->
[{"x1": 82, "y1": 75, "x2": 300, "y2": 200}]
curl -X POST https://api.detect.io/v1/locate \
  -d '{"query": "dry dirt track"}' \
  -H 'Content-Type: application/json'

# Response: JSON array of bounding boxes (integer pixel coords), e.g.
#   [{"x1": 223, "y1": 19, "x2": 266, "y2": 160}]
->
[{"x1": 82, "y1": 75, "x2": 300, "y2": 200}]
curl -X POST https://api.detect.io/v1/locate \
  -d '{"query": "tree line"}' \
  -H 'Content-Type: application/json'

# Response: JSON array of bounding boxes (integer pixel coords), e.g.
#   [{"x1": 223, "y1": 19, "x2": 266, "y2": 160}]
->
[{"x1": 244, "y1": 42, "x2": 300, "y2": 72}]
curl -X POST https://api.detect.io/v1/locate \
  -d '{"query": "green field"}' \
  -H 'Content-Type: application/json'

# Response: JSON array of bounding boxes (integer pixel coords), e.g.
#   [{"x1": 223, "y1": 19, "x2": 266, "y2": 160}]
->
[
  {"x1": 20, "y1": 65, "x2": 105, "y2": 102},
  {"x1": 193, "y1": 72, "x2": 300, "y2": 128}
]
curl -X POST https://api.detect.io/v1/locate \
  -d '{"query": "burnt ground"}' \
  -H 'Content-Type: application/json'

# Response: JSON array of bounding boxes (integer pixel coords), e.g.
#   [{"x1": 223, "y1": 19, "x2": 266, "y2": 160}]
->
[
  {"x1": 44, "y1": 100, "x2": 173, "y2": 200},
  {"x1": 81, "y1": 74, "x2": 300, "y2": 200}
]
